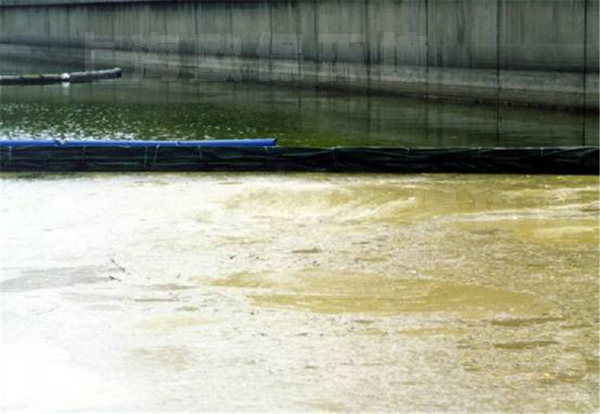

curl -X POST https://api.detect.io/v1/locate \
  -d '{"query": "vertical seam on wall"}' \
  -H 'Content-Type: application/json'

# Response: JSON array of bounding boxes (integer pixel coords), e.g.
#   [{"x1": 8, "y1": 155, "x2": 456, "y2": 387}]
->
[
  {"x1": 115, "y1": 2, "x2": 120, "y2": 51},
  {"x1": 45, "y1": 6, "x2": 50, "y2": 46},
  {"x1": 190, "y1": 1, "x2": 196, "y2": 72},
  {"x1": 496, "y1": 0, "x2": 501, "y2": 146},
  {"x1": 192, "y1": 1, "x2": 198, "y2": 69},
  {"x1": 111, "y1": 3, "x2": 115, "y2": 54},
  {"x1": 314, "y1": 0, "x2": 318, "y2": 87},
  {"x1": 268, "y1": 0, "x2": 273, "y2": 82},
  {"x1": 425, "y1": 0, "x2": 429, "y2": 142},
  {"x1": 364, "y1": 0, "x2": 371, "y2": 94},
  {"x1": 65, "y1": 4, "x2": 70, "y2": 47},
  {"x1": 193, "y1": 0, "x2": 200, "y2": 83},
  {"x1": 269, "y1": 1, "x2": 273, "y2": 39},
  {"x1": 364, "y1": 0, "x2": 372, "y2": 132},
  {"x1": 229, "y1": 0, "x2": 233, "y2": 36},
  {"x1": 583, "y1": 0, "x2": 588, "y2": 145}
]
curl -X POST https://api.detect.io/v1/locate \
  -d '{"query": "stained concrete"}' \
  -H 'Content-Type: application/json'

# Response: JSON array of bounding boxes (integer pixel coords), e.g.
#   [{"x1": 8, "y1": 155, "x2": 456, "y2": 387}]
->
[{"x1": 0, "y1": 0, "x2": 598, "y2": 111}]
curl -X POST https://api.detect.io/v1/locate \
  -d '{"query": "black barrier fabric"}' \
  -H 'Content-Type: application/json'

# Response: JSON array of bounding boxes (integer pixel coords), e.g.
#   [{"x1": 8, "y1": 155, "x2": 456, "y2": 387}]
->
[{"x1": 0, "y1": 145, "x2": 597, "y2": 175}]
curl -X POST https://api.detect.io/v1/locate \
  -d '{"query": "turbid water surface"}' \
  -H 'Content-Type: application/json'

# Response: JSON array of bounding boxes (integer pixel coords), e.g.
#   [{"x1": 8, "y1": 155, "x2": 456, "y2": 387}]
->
[
  {"x1": 1, "y1": 173, "x2": 598, "y2": 412},
  {"x1": 1, "y1": 61, "x2": 598, "y2": 412}
]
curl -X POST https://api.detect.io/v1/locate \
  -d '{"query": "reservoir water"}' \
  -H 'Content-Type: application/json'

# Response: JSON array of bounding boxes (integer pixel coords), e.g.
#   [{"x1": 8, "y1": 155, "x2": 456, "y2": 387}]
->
[
  {"x1": 0, "y1": 77, "x2": 598, "y2": 147},
  {"x1": 0, "y1": 71, "x2": 598, "y2": 412}
]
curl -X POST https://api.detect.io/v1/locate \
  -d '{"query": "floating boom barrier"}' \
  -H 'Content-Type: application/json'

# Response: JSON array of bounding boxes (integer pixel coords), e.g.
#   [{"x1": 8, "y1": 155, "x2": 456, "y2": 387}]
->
[
  {"x1": 0, "y1": 140, "x2": 597, "y2": 175},
  {"x1": 0, "y1": 68, "x2": 122, "y2": 85},
  {"x1": 0, "y1": 139, "x2": 277, "y2": 148}
]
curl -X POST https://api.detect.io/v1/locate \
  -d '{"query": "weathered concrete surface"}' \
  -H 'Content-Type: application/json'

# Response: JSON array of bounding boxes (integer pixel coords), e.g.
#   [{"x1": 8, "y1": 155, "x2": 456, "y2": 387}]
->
[{"x1": 0, "y1": 0, "x2": 598, "y2": 110}]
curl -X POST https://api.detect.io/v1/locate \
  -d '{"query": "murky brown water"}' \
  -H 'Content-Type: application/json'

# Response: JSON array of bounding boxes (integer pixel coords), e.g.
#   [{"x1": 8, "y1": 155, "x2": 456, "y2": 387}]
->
[{"x1": 1, "y1": 173, "x2": 598, "y2": 412}]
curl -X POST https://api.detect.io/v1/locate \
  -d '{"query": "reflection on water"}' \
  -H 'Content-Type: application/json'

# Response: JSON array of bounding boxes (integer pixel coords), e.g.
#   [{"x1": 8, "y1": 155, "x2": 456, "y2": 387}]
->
[
  {"x1": 1, "y1": 173, "x2": 598, "y2": 412},
  {"x1": 0, "y1": 77, "x2": 597, "y2": 147}
]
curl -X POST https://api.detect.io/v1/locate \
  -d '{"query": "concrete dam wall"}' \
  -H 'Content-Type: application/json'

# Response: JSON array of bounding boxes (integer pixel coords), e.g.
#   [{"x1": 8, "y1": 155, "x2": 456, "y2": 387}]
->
[{"x1": 0, "y1": 0, "x2": 598, "y2": 111}]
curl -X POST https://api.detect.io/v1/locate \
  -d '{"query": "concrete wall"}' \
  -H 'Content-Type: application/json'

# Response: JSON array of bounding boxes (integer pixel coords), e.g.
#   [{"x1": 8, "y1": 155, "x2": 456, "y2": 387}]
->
[{"x1": 0, "y1": 0, "x2": 598, "y2": 110}]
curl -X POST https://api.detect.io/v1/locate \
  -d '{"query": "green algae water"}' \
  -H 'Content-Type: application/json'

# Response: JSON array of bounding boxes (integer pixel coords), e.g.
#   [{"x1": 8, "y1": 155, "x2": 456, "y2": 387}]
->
[
  {"x1": 0, "y1": 77, "x2": 598, "y2": 147},
  {"x1": 0, "y1": 67, "x2": 599, "y2": 412}
]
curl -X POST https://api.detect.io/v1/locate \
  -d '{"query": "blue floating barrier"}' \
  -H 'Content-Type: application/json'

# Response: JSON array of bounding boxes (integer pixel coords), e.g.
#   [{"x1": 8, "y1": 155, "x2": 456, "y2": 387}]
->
[
  {"x1": 0, "y1": 138, "x2": 277, "y2": 148},
  {"x1": 0, "y1": 140, "x2": 58, "y2": 147}
]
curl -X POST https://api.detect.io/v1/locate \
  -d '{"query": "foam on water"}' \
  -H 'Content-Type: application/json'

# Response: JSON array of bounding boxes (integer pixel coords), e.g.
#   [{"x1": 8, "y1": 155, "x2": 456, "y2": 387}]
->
[{"x1": 1, "y1": 173, "x2": 598, "y2": 412}]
